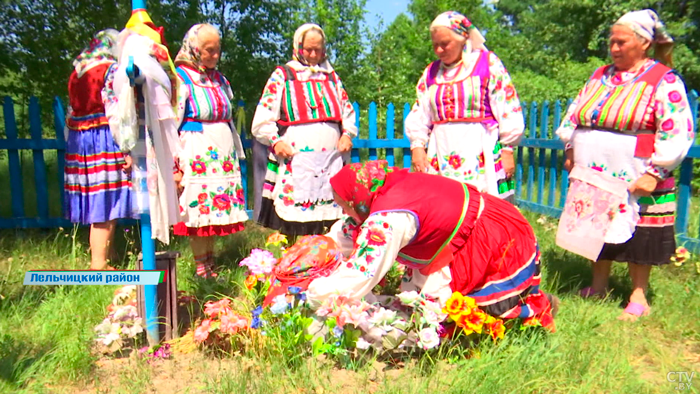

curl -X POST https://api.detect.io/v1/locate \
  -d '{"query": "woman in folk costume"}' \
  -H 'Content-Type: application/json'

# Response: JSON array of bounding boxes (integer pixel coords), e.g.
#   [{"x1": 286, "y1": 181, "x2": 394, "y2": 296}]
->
[
  {"x1": 173, "y1": 24, "x2": 248, "y2": 278},
  {"x1": 252, "y1": 23, "x2": 359, "y2": 237},
  {"x1": 306, "y1": 161, "x2": 558, "y2": 331},
  {"x1": 65, "y1": 29, "x2": 137, "y2": 270},
  {"x1": 405, "y1": 11, "x2": 524, "y2": 202},
  {"x1": 555, "y1": 10, "x2": 694, "y2": 320}
]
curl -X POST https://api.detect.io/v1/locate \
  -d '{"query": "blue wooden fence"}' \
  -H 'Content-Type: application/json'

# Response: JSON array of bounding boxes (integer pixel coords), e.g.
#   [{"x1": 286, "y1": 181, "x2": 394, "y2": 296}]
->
[{"x1": 1, "y1": 94, "x2": 699, "y2": 253}]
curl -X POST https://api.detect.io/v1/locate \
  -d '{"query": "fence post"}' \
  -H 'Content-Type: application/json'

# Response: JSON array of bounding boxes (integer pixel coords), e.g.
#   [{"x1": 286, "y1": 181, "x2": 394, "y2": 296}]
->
[
  {"x1": 29, "y1": 97, "x2": 49, "y2": 219},
  {"x1": 351, "y1": 102, "x2": 361, "y2": 164},
  {"x1": 53, "y1": 97, "x2": 67, "y2": 219},
  {"x1": 4, "y1": 96, "x2": 25, "y2": 218},
  {"x1": 548, "y1": 100, "x2": 561, "y2": 207},
  {"x1": 559, "y1": 98, "x2": 573, "y2": 208},
  {"x1": 368, "y1": 102, "x2": 378, "y2": 161},
  {"x1": 386, "y1": 103, "x2": 395, "y2": 167},
  {"x1": 526, "y1": 102, "x2": 537, "y2": 202},
  {"x1": 537, "y1": 101, "x2": 548, "y2": 205},
  {"x1": 515, "y1": 102, "x2": 526, "y2": 199},
  {"x1": 402, "y1": 103, "x2": 411, "y2": 169}
]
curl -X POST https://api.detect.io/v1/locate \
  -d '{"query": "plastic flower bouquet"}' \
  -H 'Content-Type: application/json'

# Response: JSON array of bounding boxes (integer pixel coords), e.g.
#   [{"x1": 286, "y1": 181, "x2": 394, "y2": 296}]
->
[
  {"x1": 94, "y1": 285, "x2": 144, "y2": 354},
  {"x1": 193, "y1": 297, "x2": 251, "y2": 354}
]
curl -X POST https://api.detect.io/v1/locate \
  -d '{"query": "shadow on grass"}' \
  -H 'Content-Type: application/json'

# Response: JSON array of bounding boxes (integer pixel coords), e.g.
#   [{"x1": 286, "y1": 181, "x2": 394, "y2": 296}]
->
[
  {"x1": 542, "y1": 248, "x2": 657, "y2": 306},
  {"x1": 0, "y1": 334, "x2": 53, "y2": 389}
]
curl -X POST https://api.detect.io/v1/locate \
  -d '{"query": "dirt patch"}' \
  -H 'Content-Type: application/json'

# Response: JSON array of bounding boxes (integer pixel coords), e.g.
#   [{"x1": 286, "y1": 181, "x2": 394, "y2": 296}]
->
[{"x1": 63, "y1": 351, "x2": 433, "y2": 394}]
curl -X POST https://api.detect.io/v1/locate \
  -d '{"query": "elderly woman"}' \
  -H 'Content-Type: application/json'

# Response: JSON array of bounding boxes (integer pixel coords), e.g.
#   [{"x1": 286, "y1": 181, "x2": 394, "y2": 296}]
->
[
  {"x1": 252, "y1": 23, "x2": 358, "y2": 237},
  {"x1": 556, "y1": 10, "x2": 694, "y2": 320},
  {"x1": 173, "y1": 24, "x2": 248, "y2": 278},
  {"x1": 405, "y1": 11, "x2": 524, "y2": 201},
  {"x1": 305, "y1": 161, "x2": 558, "y2": 331},
  {"x1": 65, "y1": 29, "x2": 136, "y2": 270}
]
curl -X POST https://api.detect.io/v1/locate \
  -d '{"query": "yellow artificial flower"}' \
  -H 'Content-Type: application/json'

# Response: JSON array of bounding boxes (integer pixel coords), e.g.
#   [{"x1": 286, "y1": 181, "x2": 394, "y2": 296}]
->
[{"x1": 265, "y1": 233, "x2": 288, "y2": 247}]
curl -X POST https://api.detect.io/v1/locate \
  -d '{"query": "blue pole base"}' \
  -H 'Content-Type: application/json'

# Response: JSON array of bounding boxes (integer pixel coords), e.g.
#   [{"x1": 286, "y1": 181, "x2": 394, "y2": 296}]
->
[{"x1": 140, "y1": 213, "x2": 160, "y2": 345}]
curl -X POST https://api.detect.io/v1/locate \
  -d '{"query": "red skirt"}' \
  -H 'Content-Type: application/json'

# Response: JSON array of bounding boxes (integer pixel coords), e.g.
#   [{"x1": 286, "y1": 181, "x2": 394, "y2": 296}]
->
[
  {"x1": 173, "y1": 222, "x2": 245, "y2": 237},
  {"x1": 449, "y1": 193, "x2": 554, "y2": 331}
]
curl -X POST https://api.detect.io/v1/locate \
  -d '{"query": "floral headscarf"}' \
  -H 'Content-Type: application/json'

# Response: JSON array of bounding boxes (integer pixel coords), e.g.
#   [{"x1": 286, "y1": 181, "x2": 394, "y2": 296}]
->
[
  {"x1": 614, "y1": 9, "x2": 673, "y2": 45},
  {"x1": 73, "y1": 29, "x2": 119, "y2": 78},
  {"x1": 430, "y1": 11, "x2": 487, "y2": 63},
  {"x1": 175, "y1": 24, "x2": 219, "y2": 73},
  {"x1": 288, "y1": 23, "x2": 334, "y2": 74},
  {"x1": 263, "y1": 235, "x2": 342, "y2": 307},
  {"x1": 329, "y1": 160, "x2": 395, "y2": 221}
]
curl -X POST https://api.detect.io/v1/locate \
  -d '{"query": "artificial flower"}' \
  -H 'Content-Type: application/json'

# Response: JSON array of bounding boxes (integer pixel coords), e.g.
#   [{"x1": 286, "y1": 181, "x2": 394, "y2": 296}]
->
[
  {"x1": 266, "y1": 232, "x2": 288, "y2": 247},
  {"x1": 270, "y1": 295, "x2": 289, "y2": 314},
  {"x1": 456, "y1": 309, "x2": 487, "y2": 335},
  {"x1": 332, "y1": 325, "x2": 344, "y2": 338},
  {"x1": 486, "y1": 318, "x2": 505, "y2": 341},
  {"x1": 244, "y1": 275, "x2": 257, "y2": 290},
  {"x1": 418, "y1": 327, "x2": 440, "y2": 350},
  {"x1": 288, "y1": 286, "x2": 302, "y2": 295},
  {"x1": 336, "y1": 304, "x2": 370, "y2": 328},
  {"x1": 355, "y1": 337, "x2": 372, "y2": 350},
  {"x1": 203, "y1": 298, "x2": 232, "y2": 317},
  {"x1": 671, "y1": 246, "x2": 691, "y2": 267},
  {"x1": 220, "y1": 313, "x2": 248, "y2": 334},
  {"x1": 397, "y1": 291, "x2": 421, "y2": 307},
  {"x1": 194, "y1": 319, "x2": 212, "y2": 343},
  {"x1": 239, "y1": 249, "x2": 277, "y2": 276},
  {"x1": 368, "y1": 307, "x2": 398, "y2": 330},
  {"x1": 443, "y1": 292, "x2": 477, "y2": 318}
]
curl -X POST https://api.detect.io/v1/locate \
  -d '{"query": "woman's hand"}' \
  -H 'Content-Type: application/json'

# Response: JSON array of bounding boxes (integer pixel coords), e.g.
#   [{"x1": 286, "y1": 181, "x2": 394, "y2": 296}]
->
[
  {"x1": 564, "y1": 149, "x2": 574, "y2": 172},
  {"x1": 122, "y1": 154, "x2": 133, "y2": 174},
  {"x1": 501, "y1": 149, "x2": 515, "y2": 178},
  {"x1": 174, "y1": 170, "x2": 184, "y2": 196},
  {"x1": 411, "y1": 148, "x2": 430, "y2": 173},
  {"x1": 629, "y1": 173, "x2": 659, "y2": 197},
  {"x1": 337, "y1": 134, "x2": 353, "y2": 153},
  {"x1": 273, "y1": 141, "x2": 295, "y2": 160}
]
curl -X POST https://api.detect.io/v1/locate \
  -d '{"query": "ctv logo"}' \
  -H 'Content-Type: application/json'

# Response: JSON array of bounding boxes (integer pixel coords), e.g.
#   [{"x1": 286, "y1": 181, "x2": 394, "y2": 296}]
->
[{"x1": 667, "y1": 372, "x2": 695, "y2": 391}]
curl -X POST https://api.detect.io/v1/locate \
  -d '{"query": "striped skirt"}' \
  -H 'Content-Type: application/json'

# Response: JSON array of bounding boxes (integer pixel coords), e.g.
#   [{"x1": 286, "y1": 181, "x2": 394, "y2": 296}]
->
[
  {"x1": 598, "y1": 177, "x2": 677, "y2": 265},
  {"x1": 449, "y1": 193, "x2": 554, "y2": 330},
  {"x1": 64, "y1": 125, "x2": 136, "y2": 224}
]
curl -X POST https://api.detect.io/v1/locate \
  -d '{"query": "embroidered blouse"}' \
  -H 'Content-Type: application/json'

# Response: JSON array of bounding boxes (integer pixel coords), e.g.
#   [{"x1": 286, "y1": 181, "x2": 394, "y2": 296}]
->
[{"x1": 405, "y1": 51, "x2": 524, "y2": 150}]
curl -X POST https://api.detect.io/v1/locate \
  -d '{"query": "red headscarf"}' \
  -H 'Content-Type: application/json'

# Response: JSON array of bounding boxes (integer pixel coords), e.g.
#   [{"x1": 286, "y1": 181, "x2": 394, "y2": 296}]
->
[{"x1": 329, "y1": 160, "x2": 396, "y2": 221}]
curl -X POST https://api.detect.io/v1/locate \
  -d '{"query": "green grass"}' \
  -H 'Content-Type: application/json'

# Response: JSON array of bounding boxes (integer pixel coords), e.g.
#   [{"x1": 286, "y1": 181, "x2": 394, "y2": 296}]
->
[{"x1": 0, "y1": 212, "x2": 699, "y2": 394}]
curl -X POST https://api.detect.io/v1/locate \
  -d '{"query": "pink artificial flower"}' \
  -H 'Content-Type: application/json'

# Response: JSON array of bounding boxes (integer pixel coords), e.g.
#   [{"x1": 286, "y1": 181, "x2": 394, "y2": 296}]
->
[
  {"x1": 336, "y1": 304, "x2": 370, "y2": 328},
  {"x1": 220, "y1": 312, "x2": 248, "y2": 334},
  {"x1": 239, "y1": 249, "x2": 277, "y2": 276},
  {"x1": 194, "y1": 319, "x2": 212, "y2": 343},
  {"x1": 203, "y1": 298, "x2": 232, "y2": 317}
]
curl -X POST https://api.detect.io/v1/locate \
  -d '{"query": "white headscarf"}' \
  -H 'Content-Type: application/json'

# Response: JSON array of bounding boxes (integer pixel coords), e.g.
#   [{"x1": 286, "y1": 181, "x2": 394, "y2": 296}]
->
[
  {"x1": 430, "y1": 11, "x2": 487, "y2": 63},
  {"x1": 287, "y1": 23, "x2": 334, "y2": 74},
  {"x1": 614, "y1": 9, "x2": 673, "y2": 45}
]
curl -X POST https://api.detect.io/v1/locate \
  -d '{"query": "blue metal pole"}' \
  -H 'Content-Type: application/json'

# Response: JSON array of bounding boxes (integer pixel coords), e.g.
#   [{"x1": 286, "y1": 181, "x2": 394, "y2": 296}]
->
[
  {"x1": 136, "y1": 80, "x2": 159, "y2": 345},
  {"x1": 126, "y1": 0, "x2": 160, "y2": 344}
]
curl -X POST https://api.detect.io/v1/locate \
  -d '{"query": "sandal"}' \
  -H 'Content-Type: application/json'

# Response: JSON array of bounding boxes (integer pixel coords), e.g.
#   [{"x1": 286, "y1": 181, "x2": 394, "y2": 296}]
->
[
  {"x1": 579, "y1": 286, "x2": 605, "y2": 299},
  {"x1": 618, "y1": 302, "x2": 650, "y2": 321}
]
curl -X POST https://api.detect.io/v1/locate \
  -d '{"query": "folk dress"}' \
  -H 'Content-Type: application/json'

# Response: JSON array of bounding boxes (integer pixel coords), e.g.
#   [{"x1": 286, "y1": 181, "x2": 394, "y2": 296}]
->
[
  {"x1": 173, "y1": 64, "x2": 248, "y2": 236},
  {"x1": 64, "y1": 62, "x2": 137, "y2": 224},
  {"x1": 405, "y1": 50, "x2": 524, "y2": 200},
  {"x1": 555, "y1": 59, "x2": 694, "y2": 264},
  {"x1": 252, "y1": 65, "x2": 358, "y2": 236}
]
